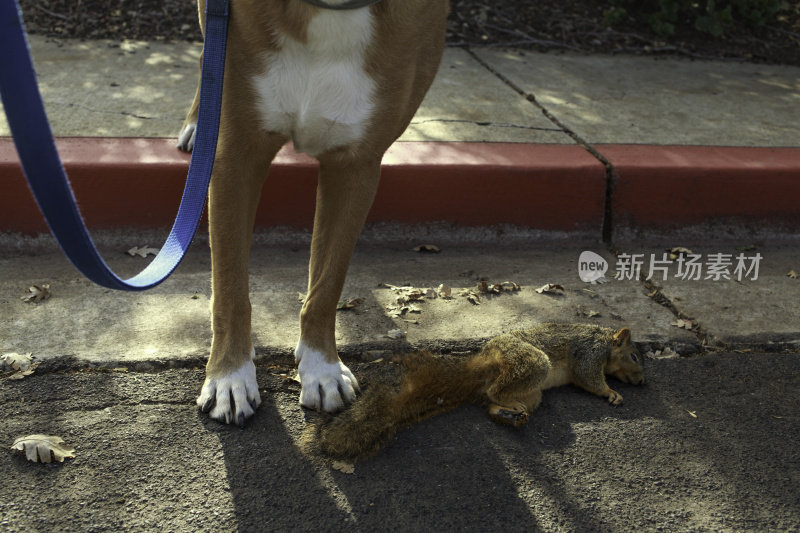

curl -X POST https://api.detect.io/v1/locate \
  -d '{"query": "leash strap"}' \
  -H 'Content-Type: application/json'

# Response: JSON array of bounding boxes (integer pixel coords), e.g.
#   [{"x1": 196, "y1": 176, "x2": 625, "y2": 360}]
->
[{"x1": 0, "y1": 0, "x2": 229, "y2": 290}]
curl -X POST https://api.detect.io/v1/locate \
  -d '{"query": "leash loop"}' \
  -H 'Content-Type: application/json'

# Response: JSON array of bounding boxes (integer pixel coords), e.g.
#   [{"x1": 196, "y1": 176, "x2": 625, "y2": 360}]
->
[{"x1": 0, "y1": 0, "x2": 229, "y2": 291}]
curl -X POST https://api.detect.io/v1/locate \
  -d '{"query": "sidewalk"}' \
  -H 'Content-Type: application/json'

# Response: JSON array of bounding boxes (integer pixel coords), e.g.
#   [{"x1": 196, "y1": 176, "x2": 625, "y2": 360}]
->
[
  {"x1": 1, "y1": 33, "x2": 799, "y2": 360},
  {"x1": 1, "y1": 36, "x2": 799, "y2": 236}
]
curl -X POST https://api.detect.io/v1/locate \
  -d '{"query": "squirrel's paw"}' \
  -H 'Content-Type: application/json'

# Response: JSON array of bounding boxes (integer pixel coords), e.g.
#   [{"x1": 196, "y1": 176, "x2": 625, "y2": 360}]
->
[
  {"x1": 605, "y1": 388, "x2": 623, "y2": 406},
  {"x1": 489, "y1": 404, "x2": 530, "y2": 427}
]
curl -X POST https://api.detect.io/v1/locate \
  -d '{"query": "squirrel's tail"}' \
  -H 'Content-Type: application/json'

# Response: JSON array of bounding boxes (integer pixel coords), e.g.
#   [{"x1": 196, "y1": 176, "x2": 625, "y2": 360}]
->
[{"x1": 308, "y1": 352, "x2": 495, "y2": 459}]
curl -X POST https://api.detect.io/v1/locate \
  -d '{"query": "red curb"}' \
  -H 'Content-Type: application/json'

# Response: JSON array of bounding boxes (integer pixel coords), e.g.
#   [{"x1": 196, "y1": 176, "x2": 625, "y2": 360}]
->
[
  {"x1": 0, "y1": 138, "x2": 605, "y2": 234},
  {"x1": 600, "y1": 145, "x2": 800, "y2": 230}
]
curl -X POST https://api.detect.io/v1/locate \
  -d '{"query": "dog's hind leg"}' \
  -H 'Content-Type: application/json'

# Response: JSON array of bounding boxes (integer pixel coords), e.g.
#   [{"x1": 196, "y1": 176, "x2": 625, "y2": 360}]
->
[
  {"x1": 197, "y1": 132, "x2": 285, "y2": 426},
  {"x1": 295, "y1": 152, "x2": 381, "y2": 413}
]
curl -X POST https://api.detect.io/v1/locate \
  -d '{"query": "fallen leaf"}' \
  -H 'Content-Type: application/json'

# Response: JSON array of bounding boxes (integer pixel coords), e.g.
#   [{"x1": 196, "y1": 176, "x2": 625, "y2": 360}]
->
[
  {"x1": 385, "y1": 329, "x2": 406, "y2": 340},
  {"x1": 498, "y1": 281, "x2": 521, "y2": 292},
  {"x1": 11, "y1": 435, "x2": 76, "y2": 463},
  {"x1": 671, "y1": 318, "x2": 694, "y2": 330},
  {"x1": 584, "y1": 310, "x2": 600, "y2": 318},
  {"x1": 336, "y1": 297, "x2": 364, "y2": 311},
  {"x1": 332, "y1": 460, "x2": 354, "y2": 474},
  {"x1": 535, "y1": 283, "x2": 565, "y2": 295},
  {"x1": 685, "y1": 410, "x2": 698, "y2": 419},
  {"x1": 666, "y1": 246, "x2": 693, "y2": 260},
  {"x1": 1, "y1": 352, "x2": 33, "y2": 372},
  {"x1": 21, "y1": 284, "x2": 50, "y2": 303},
  {"x1": 437, "y1": 284, "x2": 452, "y2": 299},
  {"x1": 8, "y1": 362, "x2": 40, "y2": 380},
  {"x1": 788, "y1": 270, "x2": 798, "y2": 279},
  {"x1": 412, "y1": 244, "x2": 440, "y2": 253},
  {"x1": 459, "y1": 289, "x2": 480, "y2": 305},
  {"x1": 126, "y1": 246, "x2": 159, "y2": 258}
]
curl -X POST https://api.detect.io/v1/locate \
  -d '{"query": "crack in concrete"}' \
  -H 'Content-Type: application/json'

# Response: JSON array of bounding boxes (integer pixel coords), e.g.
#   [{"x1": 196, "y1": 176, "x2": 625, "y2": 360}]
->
[
  {"x1": 463, "y1": 47, "x2": 619, "y2": 245},
  {"x1": 462, "y1": 48, "x2": 727, "y2": 354},
  {"x1": 58, "y1": 101, "x2": 168, "y2": 121},
  {"x1": 410, "y1": 118, "x2": 563, "y2": 132}
]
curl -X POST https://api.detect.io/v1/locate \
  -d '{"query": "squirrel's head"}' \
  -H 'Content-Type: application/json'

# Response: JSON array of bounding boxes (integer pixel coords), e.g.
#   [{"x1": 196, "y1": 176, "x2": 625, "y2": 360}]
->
[{"x1": 605, "y1": 327, "x2": 644, "y2": 385}]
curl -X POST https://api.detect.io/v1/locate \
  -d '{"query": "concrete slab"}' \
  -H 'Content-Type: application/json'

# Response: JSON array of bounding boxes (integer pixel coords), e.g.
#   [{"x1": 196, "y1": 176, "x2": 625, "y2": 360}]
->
[
  {"x1": 12, "y1": 236, "x2": 799, "y2": 367},
  {"x1": 632, "y1": 244, "x2": 800, "y2": 349},
  {"x1": 0, "y1": 37, "x2": 572, "y2": 144},
  {"x1": 404, "y1": 48, "x2": 570, "y2": 143},
  {"x1": 474, "y1": 49, "x2": 800, "y2": 146}
]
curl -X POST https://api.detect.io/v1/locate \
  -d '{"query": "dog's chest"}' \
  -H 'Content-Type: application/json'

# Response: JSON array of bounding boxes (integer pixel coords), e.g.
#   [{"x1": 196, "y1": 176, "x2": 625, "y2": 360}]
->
[{"x1": 251, "y1": 9, "x2": 376, "y2": 157}]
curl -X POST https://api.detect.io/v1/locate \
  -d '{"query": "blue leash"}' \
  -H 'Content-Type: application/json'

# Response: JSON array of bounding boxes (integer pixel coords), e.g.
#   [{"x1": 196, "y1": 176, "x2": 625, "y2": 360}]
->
[{"x1": 0, "y1": 0, "x2": 229, "y2": 291}]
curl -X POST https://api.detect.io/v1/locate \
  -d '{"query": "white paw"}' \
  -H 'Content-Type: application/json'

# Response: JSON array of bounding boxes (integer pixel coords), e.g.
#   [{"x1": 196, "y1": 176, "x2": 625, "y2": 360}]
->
[
  {"x1": 295, "y1": 340, "x2": 359, "y2": 412},
  {"x1": 197, "y1": 359, "x2": 261, "y2": 426},
  {"x1": 177, "y1": 121, "x2": 197, "y2": 152}
]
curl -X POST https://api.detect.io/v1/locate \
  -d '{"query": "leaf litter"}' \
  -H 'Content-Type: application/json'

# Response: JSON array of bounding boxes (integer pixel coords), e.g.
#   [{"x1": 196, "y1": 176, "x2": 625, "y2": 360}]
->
[
  {"x1": 126, "y1": 246, "x2": 159, "y2": 258},
  {"x1": 383, "y1": 280, "x2": 519, "y2": 314},
  {"x1": 11, "y1": 435, "x2": 76, "y2": 463},
  {"x1": 21, "y1": 284, "x2": 50, "y2": 303},
  {"x1": 1, "y1": 352, "x2": 40, "y2": 380},
  {"x1": 535, "y1": 283, "x2": 565, "y2": 295}
]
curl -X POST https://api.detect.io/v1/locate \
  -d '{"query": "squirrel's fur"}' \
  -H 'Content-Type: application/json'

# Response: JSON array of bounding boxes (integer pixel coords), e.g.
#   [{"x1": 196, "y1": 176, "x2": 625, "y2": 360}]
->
[{"x1": 307, "y1": 323, "x2": 644, "y2": 459}]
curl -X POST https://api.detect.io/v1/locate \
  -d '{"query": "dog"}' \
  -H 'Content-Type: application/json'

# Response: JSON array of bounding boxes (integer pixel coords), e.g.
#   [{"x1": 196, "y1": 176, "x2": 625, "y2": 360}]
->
[{"x1": 177, "y1": 0, "x2": 449, "y2": 425}]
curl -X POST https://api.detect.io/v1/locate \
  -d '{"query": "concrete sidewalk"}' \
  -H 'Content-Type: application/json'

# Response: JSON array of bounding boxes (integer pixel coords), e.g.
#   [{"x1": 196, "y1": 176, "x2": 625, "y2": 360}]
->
[
  {"x1": 1, "y1": 36, "x2": 799, "y2": 237},
  {"x1": 0, "y1": 35, "x2": 799, "y2": 362}
]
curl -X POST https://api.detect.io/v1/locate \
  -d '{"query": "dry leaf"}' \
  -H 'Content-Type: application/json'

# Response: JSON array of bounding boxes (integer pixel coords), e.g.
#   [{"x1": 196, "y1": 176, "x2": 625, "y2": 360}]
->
[
  {"x1": 685, "y1": 410, "x2": 698, "y2": 419},
  {"x1": 1, "y1": 352, "x2": 33, "y2": 372},
  {"x1": 535, "y1": 283, "x2": 565, "y2": 295},
  {"x1": 671, "y1": 319, "x2": 694, "y2": 330},
  {"x1": 666, "y1": 246, "x2": 693, "y2": 260},
  {"x1": 437, "y1": 284, "x2": 452, "y2": 299},
  {"x1": 332, "y1": 460, "x2": 354, "y2": 474},
  {"x1": 412, "y1": 244, "x2": 440, "y2": 253},
  {"x1": 21, "y1": 284, "x2": 50, "y2": 303},
  {"x1": 9, "y1": 362, "x2": 40, "y2": 381},
  {"x1": 127, "y1": 246, "x2": 159, "y2": 258},
  {"x1": 459, "y1": 289, "x2": 480, "y2": 305},
  {"x1": 385, "y1": 329, "x2": 406, "y2": 340},
  {"x1": 788, "y1": 270, "x2": 798, "y2": 279},
  {"x1": 499, "y1": 281, "x2": 521, "y2": 292},
  {"x1": 584, "y1": 310, "x2": 600, "y2": 318},
  {"x1": 11, "y1": 435, "x2": 76, "y2": 463},
  {"x1": 337, "y1": 297, "x2": 364, "y2": 311}
]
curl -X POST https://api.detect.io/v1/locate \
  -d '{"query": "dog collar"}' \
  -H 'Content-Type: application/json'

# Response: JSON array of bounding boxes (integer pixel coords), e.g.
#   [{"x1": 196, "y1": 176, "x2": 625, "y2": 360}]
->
[{"x1": 300, "y1": 0, "x2": 383, "y2": 10}]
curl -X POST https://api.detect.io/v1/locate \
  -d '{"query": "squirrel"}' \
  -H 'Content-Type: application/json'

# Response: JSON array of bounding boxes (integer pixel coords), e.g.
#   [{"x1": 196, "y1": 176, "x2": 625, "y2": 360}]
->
[{"x1": 305, "y1": 323, "x2": 645, "y2": 459}]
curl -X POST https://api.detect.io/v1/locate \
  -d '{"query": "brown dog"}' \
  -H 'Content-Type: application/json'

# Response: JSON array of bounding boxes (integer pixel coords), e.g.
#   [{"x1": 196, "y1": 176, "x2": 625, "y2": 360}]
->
[{"x1": 178, "y1": 0, "x2": 449, "y2": 425}]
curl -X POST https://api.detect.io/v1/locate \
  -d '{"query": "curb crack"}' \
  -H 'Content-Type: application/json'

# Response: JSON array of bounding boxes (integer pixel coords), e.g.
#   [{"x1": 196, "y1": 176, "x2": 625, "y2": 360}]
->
[{"x1": 464, "y1": 47, "x2": 618, "y2": 245}]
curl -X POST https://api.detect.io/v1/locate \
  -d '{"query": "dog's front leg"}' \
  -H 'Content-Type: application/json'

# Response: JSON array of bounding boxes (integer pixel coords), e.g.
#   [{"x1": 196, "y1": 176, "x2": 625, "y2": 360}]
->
[
  {"x1": 196, "y1": 137, "x2": 284, "y2": 426},
  {"x1": 296, "y1": 153, "x2": 381, "y2": 412}
]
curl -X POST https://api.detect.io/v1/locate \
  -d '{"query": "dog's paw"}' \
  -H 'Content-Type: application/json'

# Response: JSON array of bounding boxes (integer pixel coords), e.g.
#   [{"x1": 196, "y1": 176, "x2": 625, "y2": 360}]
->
[
  {"x1": 177, "y1": 121, "x2": 197, "y2": 152},
  {"x1": 296, "y1": 341, "x2": 359, "y2": 413},
  {"x1": 197, "y1": 360, "x2": 261, "y2": 426}
]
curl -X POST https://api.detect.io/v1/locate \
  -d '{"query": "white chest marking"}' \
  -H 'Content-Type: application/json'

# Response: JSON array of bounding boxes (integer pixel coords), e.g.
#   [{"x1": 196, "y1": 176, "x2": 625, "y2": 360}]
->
[{"x1": 252, "y1": 9, "x2": 375, "y2": 157}]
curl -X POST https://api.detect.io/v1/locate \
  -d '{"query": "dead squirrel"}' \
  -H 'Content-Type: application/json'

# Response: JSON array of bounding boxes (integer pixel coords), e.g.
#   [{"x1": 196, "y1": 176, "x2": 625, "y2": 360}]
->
[{"x1": 306, "y1": 323, "x2": 644, "y2": 459}]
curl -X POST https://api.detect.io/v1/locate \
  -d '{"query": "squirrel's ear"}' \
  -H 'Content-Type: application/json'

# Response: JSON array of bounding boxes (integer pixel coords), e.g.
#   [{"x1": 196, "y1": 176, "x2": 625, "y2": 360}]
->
[{"x1": 613, "y1": 327, "x2": 631, "y2": 345}]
